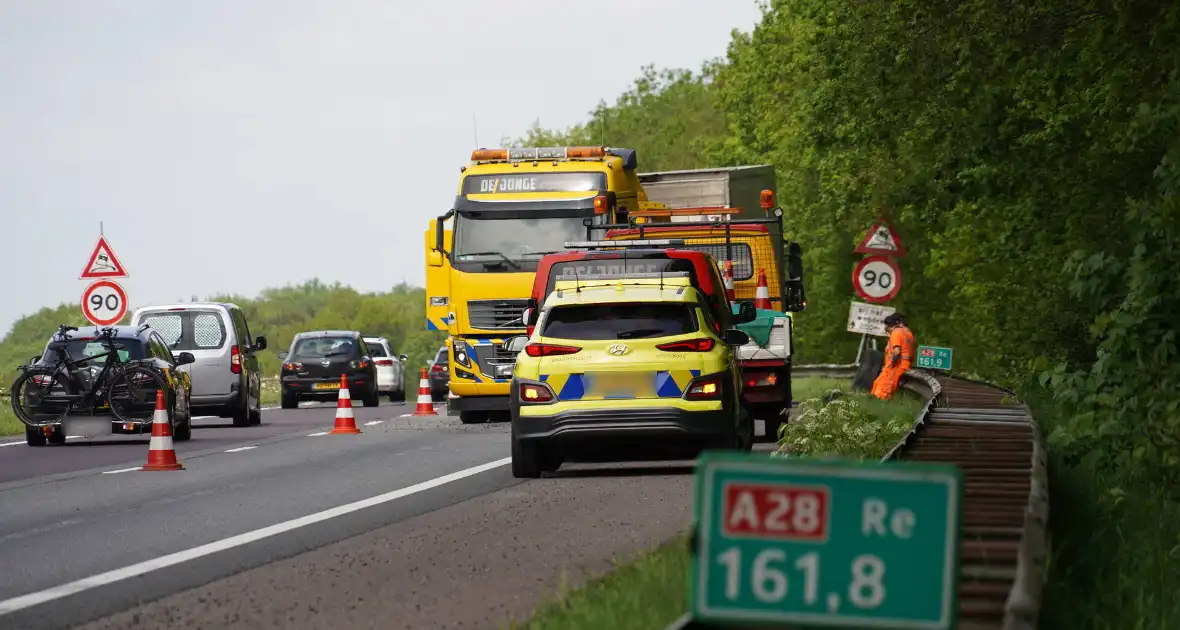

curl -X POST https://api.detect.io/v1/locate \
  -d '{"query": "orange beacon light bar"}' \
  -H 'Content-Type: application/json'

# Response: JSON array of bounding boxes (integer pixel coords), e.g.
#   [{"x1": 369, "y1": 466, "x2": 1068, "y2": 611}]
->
[{"x1": 470, "y1": 146, "x2": 607, "y2": 162}]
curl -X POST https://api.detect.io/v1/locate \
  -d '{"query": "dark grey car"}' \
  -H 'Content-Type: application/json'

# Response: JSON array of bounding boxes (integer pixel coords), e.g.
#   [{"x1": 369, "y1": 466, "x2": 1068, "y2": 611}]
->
[{"x1": 428, "y1": 346, "x2": 449, "y2": 401}]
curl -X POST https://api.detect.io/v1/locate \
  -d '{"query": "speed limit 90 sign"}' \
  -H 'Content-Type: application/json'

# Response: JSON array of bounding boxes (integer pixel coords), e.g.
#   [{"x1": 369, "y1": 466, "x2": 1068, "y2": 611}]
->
[
  {"x1": 81, "y1": 280, "x2": 128, "y2": 326},
  {"x1": 853, "y1": 256, "x2": 901, "y2": 303}
]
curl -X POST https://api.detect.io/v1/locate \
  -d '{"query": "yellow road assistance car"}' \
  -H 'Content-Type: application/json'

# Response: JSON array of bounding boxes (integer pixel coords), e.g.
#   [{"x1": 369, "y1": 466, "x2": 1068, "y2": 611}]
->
[{"x1": 503, "y1": 273, "x2": 754, "y2": 478}]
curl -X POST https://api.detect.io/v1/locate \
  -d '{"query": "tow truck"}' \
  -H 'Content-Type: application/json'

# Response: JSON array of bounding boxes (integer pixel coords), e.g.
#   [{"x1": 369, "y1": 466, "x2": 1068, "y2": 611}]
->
[
  {"x1": 424, "y1": 146, "x2": 668, "y2": 423},
  {"x1": 602, "y1": 166, "x2": 806, "y2": 439}
]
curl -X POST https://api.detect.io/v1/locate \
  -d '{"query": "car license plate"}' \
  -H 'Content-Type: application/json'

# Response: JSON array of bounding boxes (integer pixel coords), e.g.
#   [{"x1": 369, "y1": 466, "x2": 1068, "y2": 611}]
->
[
  {"x1": 313, "y1": 382, "x2": 340, "y2": 391},
  {"x1": 587, "y1": 372, "x2": 639, "y2": 398},
  {"x1": 495, "y1": 364, "x2": 514, "y2": 378}
]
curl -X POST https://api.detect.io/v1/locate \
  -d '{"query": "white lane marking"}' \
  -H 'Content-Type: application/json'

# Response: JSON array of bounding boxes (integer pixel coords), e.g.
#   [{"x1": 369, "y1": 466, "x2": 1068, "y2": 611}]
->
[
  {"x1": 307, "y1": 431, "x2": 329, "y2": 437},
  {"x1": 224, "y1": 446, "x2": 257, "y2": 453},
  {"x1": 0, "y1": 456, "x2": 512, "y2": 616},
  {"x1": 398, "y1": 413, "x2": 412, "y2": 418},
  {"x1": 101, "y1": 467, "x2": 141, "y2": 475},
  {"x1": 363, "y1": 420, "x2": 383, "y2": 426},
  {"x1": 192, "y1": 416, "x2": 215, "y2": 420}
]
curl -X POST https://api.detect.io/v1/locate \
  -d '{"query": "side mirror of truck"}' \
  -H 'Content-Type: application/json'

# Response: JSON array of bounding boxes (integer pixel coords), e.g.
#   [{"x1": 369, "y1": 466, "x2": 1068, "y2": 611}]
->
[
  {"x1": 503, "y1": 336, "x2": 529, "y2": 354},
  {"x1": 723, "y1": 329, "x2": 751, "y2": 346},
  {"x1": 735, "y1": 301, "x2": 758, "y2": 324}
]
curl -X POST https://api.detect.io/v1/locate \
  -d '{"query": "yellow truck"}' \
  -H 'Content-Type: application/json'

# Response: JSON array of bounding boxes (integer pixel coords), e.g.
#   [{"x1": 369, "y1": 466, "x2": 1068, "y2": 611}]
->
[{"x1": 424, "y1": 146, "x2": 667, "y2": 423}]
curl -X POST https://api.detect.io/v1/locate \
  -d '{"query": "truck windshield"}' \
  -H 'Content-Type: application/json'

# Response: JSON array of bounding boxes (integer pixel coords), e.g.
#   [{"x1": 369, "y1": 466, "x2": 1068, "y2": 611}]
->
[{"x1": 453, "y1": 215, "x2": 588, "y2": 262}]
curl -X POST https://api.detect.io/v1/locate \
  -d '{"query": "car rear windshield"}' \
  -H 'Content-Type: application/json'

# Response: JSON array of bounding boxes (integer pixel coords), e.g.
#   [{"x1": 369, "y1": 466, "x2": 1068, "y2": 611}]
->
[
  {"x1": 291, "y1": 336, "x2": 360, "y2": 360},
  {"x1": 44, "y1": 338, "x2": 146, "y2": 364},
  {"x1": 541, "y1": 303, "x2": 698, "y2": 340},
  {"x1": 138, "y1": 309, "x2": 227, "y2": 350},
  {"x1": 365, "y1": 342, "x2": 388, "y2": 357},
  {"x1": 434, "y1": 349, "x2": 448, "y2": 364}
]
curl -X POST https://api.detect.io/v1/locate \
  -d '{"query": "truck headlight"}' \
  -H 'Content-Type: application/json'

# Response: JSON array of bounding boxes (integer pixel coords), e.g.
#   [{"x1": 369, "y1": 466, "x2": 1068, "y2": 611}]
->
[{"x1": 452, "y1": 341, "x2": 472, "y2": 368}]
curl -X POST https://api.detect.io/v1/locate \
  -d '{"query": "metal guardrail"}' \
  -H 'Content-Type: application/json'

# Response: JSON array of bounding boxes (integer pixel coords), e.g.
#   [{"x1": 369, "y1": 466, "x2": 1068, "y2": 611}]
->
[{"x1": 666, "y1": 366, "x2": 1047, "y2": 630}]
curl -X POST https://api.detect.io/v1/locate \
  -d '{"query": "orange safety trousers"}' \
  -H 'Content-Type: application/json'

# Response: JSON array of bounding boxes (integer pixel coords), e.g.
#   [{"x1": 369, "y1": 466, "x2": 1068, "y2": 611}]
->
[{"x1": 872, "y1": 326, "x2": 915, "y2": 400}]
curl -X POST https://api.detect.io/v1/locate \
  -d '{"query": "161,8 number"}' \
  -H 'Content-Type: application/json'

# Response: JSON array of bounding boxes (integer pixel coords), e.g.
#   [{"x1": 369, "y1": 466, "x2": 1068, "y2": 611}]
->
[{"x1": 717, "y1": 548, "x2": 886, "y2": 610}]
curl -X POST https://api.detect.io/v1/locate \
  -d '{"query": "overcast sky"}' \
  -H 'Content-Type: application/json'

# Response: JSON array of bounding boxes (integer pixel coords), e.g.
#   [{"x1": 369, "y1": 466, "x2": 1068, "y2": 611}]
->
[{"x1": 0, "y1": 0, "x2": 763, "y2": 337}]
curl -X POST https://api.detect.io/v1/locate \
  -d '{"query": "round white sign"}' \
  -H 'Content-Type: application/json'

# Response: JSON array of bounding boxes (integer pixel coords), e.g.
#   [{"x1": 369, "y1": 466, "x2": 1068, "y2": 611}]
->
[
  {"x1": 81, "y1": 280, "x2": 128, "y2": 327},
  {"x1": 852, "y1": 256, "x2": 901, "y2": 303}
]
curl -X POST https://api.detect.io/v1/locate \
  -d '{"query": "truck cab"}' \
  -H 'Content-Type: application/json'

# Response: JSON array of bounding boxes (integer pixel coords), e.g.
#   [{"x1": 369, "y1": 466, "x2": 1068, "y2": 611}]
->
[{"x1": 424, "y1": 146, "x2": 667, "y2": 423}]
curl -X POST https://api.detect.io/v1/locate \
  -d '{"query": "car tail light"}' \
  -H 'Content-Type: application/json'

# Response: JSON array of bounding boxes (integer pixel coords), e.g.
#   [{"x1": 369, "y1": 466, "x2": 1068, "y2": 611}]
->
[
  {"x1": 657, "y1": 338, "x2": 715, "y2": 352},
  {"x1": 519, "y1": 383, "x2": 554, "y2": 403},
  {"x1": 524, "y1": 343, "x2": 581, "y2": 357},
  {"x1": 230, "y1": 345, "x2": 241, "y2": 374},
  {"x1": 374, "y1": 359, "x2": 394, "y2": 366},
  {"x1": 350, "y1": 359, "x2": 371, "y2": 369},
  {"x1": 430, "y1": 363, "x2": 446, "y2": 373},
  {"x1": 685, "y1": 377, "x2": 722, "y2": 400},
  {"x1": 746, "y1": 372, "x2": 778, "y2": 388},
  {"x1": 31, "y1": 374, "x2": 54, "y2": 386},
  {"x1": 282, "y1": 362, "x2": 303, "y2": 371}
]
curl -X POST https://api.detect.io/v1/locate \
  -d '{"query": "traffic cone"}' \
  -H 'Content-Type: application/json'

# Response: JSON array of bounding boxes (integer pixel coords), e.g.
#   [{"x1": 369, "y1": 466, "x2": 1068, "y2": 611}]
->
[
  {"x1": 329, "y1": 374, "x2": 361, "y2": 434},
  {"x1": 142, "y1": 389, "x2": 184, "y2": 471},
  {"x1": 414, "y1": 368, "x2": 437, "y2": 416},
  {"x1": 722, "y1": 260, "x2": 736, "y2": 304},
  {"x1": 754, "y1": 269, "x2": 772, "y2": 309}
]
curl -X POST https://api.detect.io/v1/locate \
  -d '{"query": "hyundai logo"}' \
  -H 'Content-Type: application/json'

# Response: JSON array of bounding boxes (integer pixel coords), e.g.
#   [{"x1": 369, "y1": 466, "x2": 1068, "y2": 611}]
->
[{"x1": 607, "y1": 344, "x2": 630, "y2": 356}]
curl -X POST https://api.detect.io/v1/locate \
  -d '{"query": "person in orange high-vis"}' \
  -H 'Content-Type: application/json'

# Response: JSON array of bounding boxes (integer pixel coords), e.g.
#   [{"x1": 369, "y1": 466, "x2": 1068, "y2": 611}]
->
[{"x1": 871, "y1": 313, "x2": 915, "y2": 400}]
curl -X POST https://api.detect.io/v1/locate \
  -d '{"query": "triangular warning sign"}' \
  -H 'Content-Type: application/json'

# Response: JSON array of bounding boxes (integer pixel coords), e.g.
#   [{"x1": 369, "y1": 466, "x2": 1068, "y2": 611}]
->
[
  {"x1": 80, "y1": 236, "x2": 129, "y2": 279},
  {"x1": 855, "y1": 221, "x2": 906, "y2": 257}
]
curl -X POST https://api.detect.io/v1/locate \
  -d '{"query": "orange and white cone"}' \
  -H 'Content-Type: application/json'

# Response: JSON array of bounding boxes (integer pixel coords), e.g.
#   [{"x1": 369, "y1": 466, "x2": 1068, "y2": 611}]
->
[
  {"x1": 329, "y1": 374, "x2": 361, "y2": 434},
  {"x1": 754, "y1": 269, "x2": 772, "y2": 309},
  {"x1": 414, "y1": 368, "x2": 437, "y2": 416},
  {"x1": 142, "y1": 389, "x2": 184, "y2": 471},
  {"x1": 722, "y1": 260, "x2": 736, "y2": 304}
]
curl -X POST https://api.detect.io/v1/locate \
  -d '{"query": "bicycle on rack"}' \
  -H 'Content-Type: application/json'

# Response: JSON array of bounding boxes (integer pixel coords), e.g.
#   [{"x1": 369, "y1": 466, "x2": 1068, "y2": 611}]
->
[{"x1": 10, "y1": 324, "x2": 169, "y2": 428}]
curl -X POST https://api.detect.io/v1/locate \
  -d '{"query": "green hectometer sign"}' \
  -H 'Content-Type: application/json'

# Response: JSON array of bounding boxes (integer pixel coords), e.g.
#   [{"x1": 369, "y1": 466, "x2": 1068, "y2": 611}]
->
[
  {"x1": 915, "y1": 345, "x2": 954, "y2": 371},
  {"x1": 690, "y1": 453, "x2": 963, "y2": 629}
]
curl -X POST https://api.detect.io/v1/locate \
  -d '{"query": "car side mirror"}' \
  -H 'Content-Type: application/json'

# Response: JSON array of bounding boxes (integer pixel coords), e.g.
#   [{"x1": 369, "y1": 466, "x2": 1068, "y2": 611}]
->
[
  {"x1": 735, "y1": 301, "x2": 758, "y2": 324},
  {"x1": 254, "y1": 336, "x2": 268, "y2": 351},
  {"x1": 175, "y1": 352, "x2": 196, "y2": 366},
  {"x1": 503, "y1": 336, "x2": 529, "y2": 353},
  {"x1": 722, "y1": 329, "x2": 751, "y2": 346},
  {"x1": 277, "y1": 351, "x2": 289, "y2": 361},
  {"x1": 399, "y1": 354, "x2": 408, "y2": 362}
]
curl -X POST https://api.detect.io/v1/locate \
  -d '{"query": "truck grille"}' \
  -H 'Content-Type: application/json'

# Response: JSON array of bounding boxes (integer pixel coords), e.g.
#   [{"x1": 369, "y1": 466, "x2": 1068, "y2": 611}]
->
[
  {"x1": 473, "y1": 343, "x2": 518, "y2": 379},
  {"x1": 467, "y1": 299, "x2": 528, "y2": 330}
]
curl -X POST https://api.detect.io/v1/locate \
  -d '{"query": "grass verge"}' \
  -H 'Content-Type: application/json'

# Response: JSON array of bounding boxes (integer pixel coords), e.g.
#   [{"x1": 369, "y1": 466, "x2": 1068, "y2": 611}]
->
[
  {"x1": 504, "y1": 537, "x2": 692, "y2": 630},
  {"x1": 510, "y1": 376, "x2": 926, "y2": 630},
  {"x1": 1029, "y1": 389, "x2": 1180, "y2": 630},
  {"x1": 0, "y1": 401, "x2": 22, "y2": 438}
]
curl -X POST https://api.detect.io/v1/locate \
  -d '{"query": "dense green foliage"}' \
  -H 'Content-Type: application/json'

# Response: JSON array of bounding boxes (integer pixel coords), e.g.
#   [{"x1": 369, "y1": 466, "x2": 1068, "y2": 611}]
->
[
  {"x1": 519, "y1": 1, "x2": 1180, "y2": 624},
  {"x1": 0, "y1": 280, "x2": 447, "y2": 380},
  {"x1": 519, "y1": 0, "x2": 1180, "y2": 489}
]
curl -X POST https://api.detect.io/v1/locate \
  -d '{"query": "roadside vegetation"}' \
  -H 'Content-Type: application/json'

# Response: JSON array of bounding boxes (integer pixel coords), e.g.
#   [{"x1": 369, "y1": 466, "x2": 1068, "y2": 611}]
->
[
  {"x1": 512, "y1": 376, "x2": 923, "y2": 630},
  {"x1": 514, "y1": 0, "x2": 1180, "y2": 626}
]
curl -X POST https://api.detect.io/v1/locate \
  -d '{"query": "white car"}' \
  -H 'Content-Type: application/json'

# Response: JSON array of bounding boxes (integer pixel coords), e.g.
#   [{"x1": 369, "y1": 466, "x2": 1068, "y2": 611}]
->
[{"x1": 363, "y1": 336, "x2": 407, "y2": 402}]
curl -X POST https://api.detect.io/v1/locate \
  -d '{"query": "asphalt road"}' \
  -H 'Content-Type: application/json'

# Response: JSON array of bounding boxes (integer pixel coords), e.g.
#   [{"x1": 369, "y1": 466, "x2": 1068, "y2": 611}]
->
[{"x1": 0, "y1": 400, "x2": 782, "y2": 630}]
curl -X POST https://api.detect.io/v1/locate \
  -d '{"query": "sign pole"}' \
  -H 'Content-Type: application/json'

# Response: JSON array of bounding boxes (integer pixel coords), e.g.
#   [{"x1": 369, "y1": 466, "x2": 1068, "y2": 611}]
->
[{"x1": 854, "y1": 333, "x2": 867, "y2": 365}]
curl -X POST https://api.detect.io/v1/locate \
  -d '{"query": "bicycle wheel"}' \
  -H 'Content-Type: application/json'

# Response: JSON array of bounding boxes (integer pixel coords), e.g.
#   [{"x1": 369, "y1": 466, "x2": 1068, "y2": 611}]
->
[
  {"x1": 106, "y1": 365, "x2": 169, "y2": 424},
  {"x1": 10, "y1": 368, "x2": 72, "y2": 426}
]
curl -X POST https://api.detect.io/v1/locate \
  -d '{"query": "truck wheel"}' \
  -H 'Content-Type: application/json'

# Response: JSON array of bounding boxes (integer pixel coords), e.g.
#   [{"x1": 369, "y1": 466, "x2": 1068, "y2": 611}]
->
[
  {"x1": 764, "y1": 418, "x2": 782, "y2": 442},
  {"x1": 459, "y1": 411, "x2": 488, "y2": 424}
]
